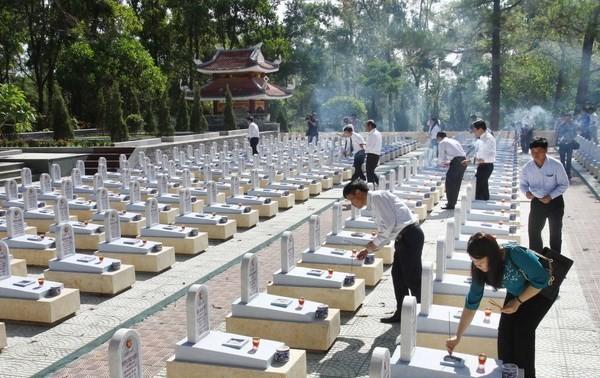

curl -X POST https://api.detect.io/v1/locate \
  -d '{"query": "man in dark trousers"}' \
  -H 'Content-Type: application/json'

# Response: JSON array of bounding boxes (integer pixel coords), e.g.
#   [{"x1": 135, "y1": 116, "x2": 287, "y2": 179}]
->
[
  {"x1": 463, "y1": 120, "x2": 496, "y2": 200},
  {"x1": 520, "y1": 137, "x2": 569, "y2": 253},
  {"x1": 342, "y1": 124, "x2": 366, "y2": 181},
  {"x1": 437, "y1": 132, "x2": 467, "y2": 210},
  {"x1": 344, "y1": 180, "x2": 424, "y2": 323},
  {"x1": 364, "y1": 120, "x2": 382, "y2": 187}
]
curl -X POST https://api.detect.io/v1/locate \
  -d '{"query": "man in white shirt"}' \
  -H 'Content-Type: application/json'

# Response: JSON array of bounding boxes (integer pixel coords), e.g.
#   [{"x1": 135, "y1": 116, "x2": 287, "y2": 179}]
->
[
  {"x1": 587, "y1": 106, "x2": 598, "y2": 144},
  {"x1": 428, "y1": 117, "x2": 441, "y2": 157},
  {"x1": 462, "y1": 120, "x2": 496, "y2": 200},
  {"x1": 343, "y1": 180, "x2": 424, "y2": 324},
  {"x1": 246, "y1": 116, "x2": 260, "y2": 156},
  {"x1": 365, "y1": 120, "x2": 382, "y2": 186},
  {"x1": 342, "y1": 124, "x2": 366, "y2": 181},
  {"x1": 437, "y1": 132, "x2": 467, "y2": 209},
  {"x1": 520, "y1": 137, "x2": 569, "y2": 254}
]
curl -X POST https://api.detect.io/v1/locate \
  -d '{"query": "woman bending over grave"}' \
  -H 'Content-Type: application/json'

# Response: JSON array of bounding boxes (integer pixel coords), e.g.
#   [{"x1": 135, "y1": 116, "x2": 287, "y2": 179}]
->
[{"x1": 445, "y1": 232, "x2": 552, "y2": 378}]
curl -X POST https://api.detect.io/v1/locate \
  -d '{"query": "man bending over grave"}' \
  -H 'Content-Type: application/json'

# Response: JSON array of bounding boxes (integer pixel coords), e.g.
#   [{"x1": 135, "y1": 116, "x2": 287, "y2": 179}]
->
[{"x1": 343, "y1": 180, "x2": 424, "y2": 323}]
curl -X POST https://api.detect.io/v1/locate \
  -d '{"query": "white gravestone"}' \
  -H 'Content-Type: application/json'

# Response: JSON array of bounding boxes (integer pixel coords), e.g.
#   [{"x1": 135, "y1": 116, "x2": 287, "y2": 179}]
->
[
  {"x1": 51, "y1": 163, "x2": 61, "y2": 181},
  {"x1": 309, "y1": 215, "x2": 321, "y2": 252},
  {"x1": 400, "y1": 296, "x2": 417, "y2": 363},
  {"x1": 119, "y1": 154, "x2": 127, "y2": 170},
  {"x1": 231, "y1": 175, "x2": 240, "y2": 197},
  {"x1": 98, "y1": 156, "x2": 107, "y2": 167},
  {"x1": 280, "y1": 231, "x2": 295, "y2": 274},
  {"x1": 122, "y1": 168, "x2": 131, "y2": 189},
  {"x1": 105, "y1": 209, "x2": 121, "y2": 243},
  {"x1": 268, "y1": 165, "x2": 276, "y2": 184},
  {"x1": 147, "y1": 164, "x2": 156, "y2": 182},
  {"x1": 199, "y1": 144, "x2": 205, "y2": 156},
  {"x1": 99, "y1": 163, "x2": 108, "y2": 181},
  {"x1": 21, "y1": 167, "x2": 33, "y2": 187},
  {"x1": 250, "y1": 170, "x2": 259, "y2": 190},
  {"x1": 187, "y1": 145, "x2": 194, "y2": 158},
  {"x1": 168, "y1": 160, "x2": 177, "y2": 178},
  {"x1": 108, "y1": 328, "x2": 143, "y2": 378},
  {"x1": 332, "y1": 202, "x2": 343, "y2": 235},
  {"x1": 369, "y1": 347, "x2": 391, "y2": 378},
  {"x1": 420, "y1": 261, "x2": 434, "y2": 316},
  {"x1": 157, "y1": 174, "x2": 168, "y2": 196},
  {"x1": 194, "y1": 149, "x2": 201, "y2": 165},
  {"x1": 23, "y1": 186, "x2": 38, "y2": 211},
  {"x1": 93, "y1": 173, "x2": 103, "y2": 191},
  {"x1": 239, "y1": 158, "x2": 246, "y2": 174},
  {"x1": 7, "y1": 207, "x2": 25, "y2": 238},
  {"x1": 40, "y1": 173, "x2": 52, "y2": 194},
  {"x1": 76, "y1": 160, "x2": 86, "y2": 176},
  {"x1": 54, "y1": 197, "x2": 70, "y2": 224},
  {"x1": 206, "y1": 181, "x2": 217, "y2": 205},
  {"x1": 56, "y1": 223, "x2": 76, "y2": 260},
  {"x1": 202, "y1": 164, "x2": 212, "y2": 182},
  {"x1": 222, "y1": 161, "x2": 230, "y2": 177},
  {"x1": 240, "y1": 253, "x2": 259, "y2": 304},
  {"x1": 155, "y1": 149, "x2": 162, "y2": 166},
  {"x1": 129, "y1": 181, "x2": 142, "y2": 204},
  {"x1": 351, "y1": 205, "x2": 361, "y2": 220},
  {"x1": 182, "y1": 169, "x2": 191, "y2": 188},
  {"x1": 187, "y1": 284, "x2": 210, "y2": 343},
  {"x1": 5, "y1": 179, "x2": 18, "y2": 201},
  {"x1": 436, "y1": 238, "x2": 446, "y2": 282},
  {"x1": 96, "y1": 188, "x2": 110, "y2": 212},
  {"x1": 61, "y1": 178, "x2": 75, "y2": 200},
  {"x1": 179, "y1": 188, "x2": 193, "y2": 215},
  {"x1": 0, "y1": 240, "x2": 11, "y2": 280},
  {"x1": 71, "y1": 168, "x2": 83, "y2": 187},
  {"x1": 145, "y1": 198, "x2": 160, "y2": 228}
]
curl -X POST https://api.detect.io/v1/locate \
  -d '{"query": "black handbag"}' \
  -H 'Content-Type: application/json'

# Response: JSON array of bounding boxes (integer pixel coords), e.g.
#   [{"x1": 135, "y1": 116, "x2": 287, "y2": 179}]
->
[
  {"x1": 571, "y1": 140, "x2": 580, "y2": 150},
  {"x1": 511, "y1": 247, "x2": 574, "y2": 300}
]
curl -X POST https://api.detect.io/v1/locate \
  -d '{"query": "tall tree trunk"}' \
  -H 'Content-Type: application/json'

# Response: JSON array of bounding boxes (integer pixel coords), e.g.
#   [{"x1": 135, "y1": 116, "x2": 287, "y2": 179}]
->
[
  {"x1": 574, "y1": 1, "x2": 599, "y2": 112},
  {"x1": 553, "y1": 46, "x2": 567, "y2": 117},
  {"x1": 489, "y1": 0, "x2": 501, "y2": 131}
]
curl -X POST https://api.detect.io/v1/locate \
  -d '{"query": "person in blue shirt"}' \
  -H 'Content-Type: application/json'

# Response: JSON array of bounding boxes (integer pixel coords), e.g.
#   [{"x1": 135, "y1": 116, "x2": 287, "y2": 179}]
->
[
  {"x1": 446, "y1": 232, "x2": 553, "y2": 378},
  {"x1": 554, "y1": 112, "x2": 577, "y2": 179},
  {"x1": 520, "y1": 137, "x2": 569, "y2": 254}
]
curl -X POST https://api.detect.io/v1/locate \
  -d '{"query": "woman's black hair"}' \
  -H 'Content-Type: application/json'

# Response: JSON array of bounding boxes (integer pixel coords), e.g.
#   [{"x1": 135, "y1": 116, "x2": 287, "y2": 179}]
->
[{"x1": 467, "y1": 232, "x2": 505, "y2": 290}]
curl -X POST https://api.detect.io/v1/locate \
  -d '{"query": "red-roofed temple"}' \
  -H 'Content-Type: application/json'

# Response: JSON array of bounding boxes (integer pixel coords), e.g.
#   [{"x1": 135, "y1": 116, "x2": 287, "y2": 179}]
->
[{"x1": 190, "y1": 43, "x2": 292, "y2": 115}]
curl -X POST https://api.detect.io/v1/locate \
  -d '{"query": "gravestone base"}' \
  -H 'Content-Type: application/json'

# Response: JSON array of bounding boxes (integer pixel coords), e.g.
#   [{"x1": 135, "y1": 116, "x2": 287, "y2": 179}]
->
[
  {"x1": 417, "y1": 332, "x2": 498, "y2": 359},
  {"x1": 94, "y1": 247, "x2": 175, "y2": 273},
  {"x1": 266, "y1": 279, "x2": 365, "y2": 312},
  {"x1": 331, "y1": 174, "x2": 342, "y2": 185},
  {"x1": 226, "y1": 309, "x2": 340, "y2": 352},
  {"x1": 249, "y1": 202, "x2": 279, "y2": 218},
  {"x1": 143, "y1": 234, "x2": 209, "y2": 255},
  {"x1": 0, "y1": 225, "x2": 37, "y2": 239},
  {"x1": 10, "y1": 248, "x2": 57, "y2": 266},
  {"x1": 159, "y1": 208, "x2": 179, "y2": 225},
  {"x1": 272, "y1": 194, "x2": 295, "y2": 209},
  {"x1": 26, "y1": 216, "x2": 78, "y2": 233},
  {"x1": 192, "y1": 193, "x2": 227, "y2": 205},
  {"x1": 46, "y1": 232, "x2": 105, "y2": 251},
  {"x1": 292, "y1": 188, "x2": 310, "y2": 202},
  {"x1": 0, "y1": 322, "x2": 5, "y2": 349},
  {"x1": 307, "y1": 182, "x2": 322, "y2": 195},
  {"x1": 340, "y1": 170, "x2": 351, "y2": 180},
  {"x1": 107, "y1": 201, "x2": 126, "y2": 211},
  {"x1": 324, "y1": 243, "x2": 394, "y2": 265},
  {"x1": 320, "y1": 178, "x2": 334, "y2": 189},
  {"x1": 177, "y1": 220, "x2": 237, "y2": 240},
  {"x1": 10, "y1": 258, "x2": 27, "y2": 277},
  {"x1": 227, "y1": 211, "x2": 259, "y2": 228},
  {"x1": 297, "y1": 259, "x2": 383, "y2": 286},
  {"x1": 166, "y1": 349, "x2": 307, "y2": 378},
  {"x1": 240, "y1": 183, "x2": 252, "y2": 194},
  {"x1": 0, "y1": 288, "x2": 80, "y2": 324},
  {"x1": 412, "y1": 205, "x2": 428, "y2": 220},
  {"x1": 44, "y1": 264, "x2": 135, "y2": 295},
  {"x1": 119, "y1": 220, "x2": 145, "y2": 238},
  {"x1": 420, "y1": 197, "x2": 434, "y2": 211},
  {"x1": 68, "y1": 209, "x2": 96, "y2": 223},
  {"x1": 432, "y1": 294, "x2": 501, "y2": 314}
]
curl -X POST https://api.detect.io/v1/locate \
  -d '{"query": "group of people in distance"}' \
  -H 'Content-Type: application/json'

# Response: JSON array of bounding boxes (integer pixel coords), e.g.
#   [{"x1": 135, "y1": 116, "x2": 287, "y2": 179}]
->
[{"x1": 342, "y1": 117, "x2": 570, "y2": 378}]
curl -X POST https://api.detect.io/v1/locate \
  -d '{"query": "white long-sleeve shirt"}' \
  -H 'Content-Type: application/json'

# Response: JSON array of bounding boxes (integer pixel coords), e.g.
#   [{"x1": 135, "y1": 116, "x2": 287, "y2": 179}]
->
[
  {"x1": 366, "y1": 190, "x2": 417, "y2": 249},
  {"x1": 520, "y1": 156, "x2": 569, "y2": 199},
  {"x1": 475, "y1": 130, "x2": 496, "y2": 163},
  {"x1": 365, "y1": 128, "x2": 382, "y2": 155},
  {"x1": 247, "y1": 122, "x2": 259, "y2": 138},
  {"x1": 437, "y1": 137, "x2": 466, "y2": 164},
  {"x1": 345, "y1": 133, "x2": 366, "y2": 155},
  {"x1": 429, "y1": 124, "x2": 441, "y2": 140}
]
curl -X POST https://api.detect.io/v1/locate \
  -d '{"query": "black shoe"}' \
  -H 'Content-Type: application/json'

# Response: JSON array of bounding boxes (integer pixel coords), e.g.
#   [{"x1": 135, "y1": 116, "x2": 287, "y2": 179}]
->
[
  {"x1": 441, "y1": 206, "x2": 455, "y2": 210},
  {"x1": 380, "y1": 312, "x2": 402, "y2": 324}
]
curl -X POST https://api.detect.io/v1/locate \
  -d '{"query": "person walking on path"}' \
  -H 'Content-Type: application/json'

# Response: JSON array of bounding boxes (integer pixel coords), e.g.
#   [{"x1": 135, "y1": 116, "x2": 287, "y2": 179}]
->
[
  {"x1": 520, "y1": 137, "x2": 569, "y2": 254},
  {"x1": 437, "y1": 131, "x2": 467, "y2": 210},
  {"x1": 246, "y1": 116, "x2": 260, "y2": 156},
  {"x1": 427, "y1": 117, "x2": 441, "y2": 158},
  {"x1": 446, "y1": 232, "x2": 553, "y2": 378},
  {"x1": 364, "y1": 119, "x2": 382, "y2": 187},
  {"x1": 463, "y1": 120, "x2": 496, "y2": 200},
  {"x1": 343, "y1": 180, "x2": 424, "y2": 324},
  {"x1": 555, "y1": 112, "x2": 577, "y2": 179},
  {"x1": 306, "y1": 113, "x2": 319, "y2": 143},
  {"x1": 342, "y1": 123, "x2": 366, "y2": 181}
]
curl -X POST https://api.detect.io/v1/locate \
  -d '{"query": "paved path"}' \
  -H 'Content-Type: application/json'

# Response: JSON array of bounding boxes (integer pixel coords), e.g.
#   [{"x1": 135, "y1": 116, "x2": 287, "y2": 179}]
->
[{"x1": 1, "y1": 148, "x2": 599, "y2": 377}]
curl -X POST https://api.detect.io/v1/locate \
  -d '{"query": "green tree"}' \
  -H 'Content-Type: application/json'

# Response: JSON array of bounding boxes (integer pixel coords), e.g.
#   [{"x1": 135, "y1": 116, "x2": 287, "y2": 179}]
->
[
  {"x1": 126, "y1": 114, "x2": 144, "y2": 134},
  {"x1": 175, "y1": 90, "x2": 189, "y2": 131},
  {"x1": 157, "y1": 91, "x2": 174, "y2": 136},
  {"x1": 106, "y1": 84, "x2": 129, "y2": 142},
  {"x1": 143, "y1": 99, "x2": 157, "y2": 135},
  {"x1": 96, "y1": 87, "x2": 107, "y2": 134},
  {"x1": 320, "y1": 96, "x2": 367, "y2": 128},
  {"x1": 51, "y1": 83, "x2": 74, "y2": 141},
  {"x1": 223, "y1": 85, "x2": 237, "y2": 130},
  {"x1": 0, "y1": 83, "x2": 36, "y2": 140},
  {"x1": 189, "y1": 85, "x2": 202, "y2": 133}
]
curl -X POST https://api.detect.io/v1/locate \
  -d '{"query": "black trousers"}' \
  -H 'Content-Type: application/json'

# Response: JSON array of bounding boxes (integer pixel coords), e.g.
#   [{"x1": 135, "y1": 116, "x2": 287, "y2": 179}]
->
[
  {"x1": 558, "y1": 145, "x2": 573, "y2": 178},
  {"x1": 528, "y1": 195, "x2": 564, "y2": 254},
  {"x1": 391, "y1": 224, "x2": 424, "y2": 309},
  {"x1": 250, "y1": 137, "x2": 259, "y2": 156},
  {"x1": 366, "y1": 153, "x2": 380, "y2": 186},
  {"x1": 475, "y1": 163, "x2": 494, "y2": 200},
  {"x1": 351, "y1": 150, "x2": 366, "y2": 181},
  {"x1": 445, "y1": 156, "x2": 467, "y2": 207},
  {"x1": 498, "y1": 292, "x2": 555, "y2": 378}
]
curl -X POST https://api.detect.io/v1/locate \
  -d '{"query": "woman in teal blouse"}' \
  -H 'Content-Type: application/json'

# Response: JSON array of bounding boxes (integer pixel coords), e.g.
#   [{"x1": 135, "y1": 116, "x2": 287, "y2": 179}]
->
[{"x1": 446, "y1": 232, "x2": 553, "y2": 378}]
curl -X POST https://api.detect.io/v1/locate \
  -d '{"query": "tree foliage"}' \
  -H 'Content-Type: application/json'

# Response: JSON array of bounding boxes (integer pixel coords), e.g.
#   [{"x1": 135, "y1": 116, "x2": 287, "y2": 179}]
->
[
  {"x1": 222, "y1": 85, "x2": 237, "y2": 130},
  {"x1": 51, "y1": 83, "x2": 74, "y2": 141},
  {"x1": 0, "y1": 83, "x2": 36, "y2": 140}
]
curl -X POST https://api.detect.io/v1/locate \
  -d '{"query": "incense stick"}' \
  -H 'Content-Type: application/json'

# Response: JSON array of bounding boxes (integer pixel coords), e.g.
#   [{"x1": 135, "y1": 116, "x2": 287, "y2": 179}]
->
[
  {"x1": 448, "y1": 311, "x2": 451, "y2": 339},
  {"x1": 489, "y1": 299, "x2": 503, "y2": 309}
]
